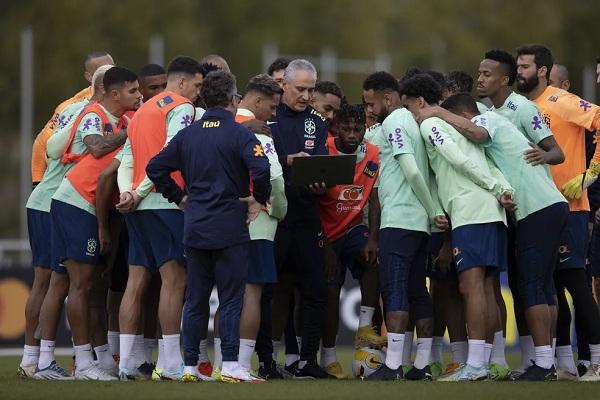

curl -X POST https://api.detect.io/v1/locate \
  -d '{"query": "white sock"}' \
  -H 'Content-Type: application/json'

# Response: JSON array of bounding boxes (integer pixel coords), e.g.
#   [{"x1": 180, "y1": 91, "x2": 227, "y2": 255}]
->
[
  {"x1": 402, "y1": 331, "x2": 414, "y2": 366},
  {"x1": 579, "y1": 359, "x2": 591, "y2": 368},
  {"x1": 320, "y1": 346, "x2": 337, "y2": 368},
  {"x1": 198, "y1": 339, "x2": 209, "y2": 363},
  {"x1": 385, "y1": 333, "x2": 404, "y2": 369},
  {"x1": 552, "y1": 338, "x2": 556, "y2": 363},
  {"x1": 238, "y1": 339, "x2": 256, "y2": 370},
  {"x1": 222, "y1": 360, "x2": 238, "y2": 375},
  {"x1": 556, "y1": 345, "x2": 576, "y2": 372},
  {"x1": 467, "y1": 339, "x2": 486, "y2": 368},
  {"x1": 156, "y1": 339, "x2": 165, "y2": 369},
  {"x1": 450, "y1": 341, "x2": 468, "y2": 364},
  {"x1": 589, "y1": 344, "x2": 600, "y2": 364},
  {"x1": 431, "y1": 336, "x2": 444, "y2": 363},
  {"x1": 535, "y1": 345, "x2": 554, "y2": 369},
  {"x1": 21, "y1": 345, "x2": 40, "y2": 367},
  {"x1": 163, "y1": 334, "x2": 183, "y2": 371},
  {"x1": 144, "y1": 338, "x2": 156, "y2": 363},
  {"x1": 214, "y1": 338, "x2": 222, "y2": 369},
  {"x1": 519, "y1": 335, "x2": 535, "y2": 370},
  {"x1": 272, "y1": 340, "x2": 281, "y2": 362},
  {"x1": 133, "y1": 334, "x2": 145, "y2": 367},
  {"x1": 285, "y1": 354, "x2": 300, "y2": 367},
  {"x1": 358, "y1": 306, "x2": 375, "y2": 328},
  {"x1": 94, "y1": 344, "x2": 116, "y2": 370},
  {"x1": 38, "y1": 340, "x2": 56, "y2": 369},
  {"x1": 414, "y1": 338, "x2": 433, "y2": 369},
  {"x1": 74, "y1": 343, "x2": 94, "y2": 371},
  {"x1": 484, "y1": 343, "x2": 493, "y2": 365},
  {"x1": 491, "y1": 331, "x2": 507, "y2": 366},
  {"x1": 107, "y1": 331, "x2": 119, "y2": 356},
  {"x1": 119, "y1": 334, "x2": 136, "y2": 370},
  {"x1": 298, "y1": 360, "x2": 307, "y2": 369},
  {"x1": 183, "y1": 365, "x2": 198, "y2": 376}
]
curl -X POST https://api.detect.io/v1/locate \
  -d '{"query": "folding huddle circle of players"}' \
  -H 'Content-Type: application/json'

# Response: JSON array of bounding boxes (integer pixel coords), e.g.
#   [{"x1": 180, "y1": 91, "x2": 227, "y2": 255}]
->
[{"x1": 18, "y1": 46, "x2": 600, "y2": 383}]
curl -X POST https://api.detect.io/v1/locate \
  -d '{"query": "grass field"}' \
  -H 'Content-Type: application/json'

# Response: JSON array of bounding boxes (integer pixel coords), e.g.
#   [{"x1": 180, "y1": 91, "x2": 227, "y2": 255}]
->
[{"x1": 0, "y1": 350, "x2": 595, "y2": 400}]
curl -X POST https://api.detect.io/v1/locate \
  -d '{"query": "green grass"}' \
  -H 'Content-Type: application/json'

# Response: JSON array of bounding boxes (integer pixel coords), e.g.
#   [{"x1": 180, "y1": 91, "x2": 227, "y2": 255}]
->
[{"x1": 0, "y1": 350, "x2": 593, "y2": 400}]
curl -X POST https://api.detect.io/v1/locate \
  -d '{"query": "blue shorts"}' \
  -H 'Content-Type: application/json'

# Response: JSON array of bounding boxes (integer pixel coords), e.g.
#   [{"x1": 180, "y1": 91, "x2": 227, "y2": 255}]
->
[
  {"x1": 426, "y1": 232, "x2": 457, "y2": 281},
  {"x1": 27, "y1": 208, "x2": 52, "y2": 268},
  {"x1": 329, "y1": 225, "x2": 369, "y2": 287},
  {"x1": 248, "y1": 240, "x2": 277, "y2": 284},
  {"x1": 591, "y1": 223, "x2": 600, "y2": 277},
  {"x1": 452, "y1": 222, "x2": 507, "y2": 274},
  {"x1": 125, "y1": 209, "x2": 184, "y2": 270},
  {"x1": 50, "y1": 199, "x2": 100, "y2": 269},
  {"x1": 556, "y1": 211, "x2": 588, "y2": 271}
]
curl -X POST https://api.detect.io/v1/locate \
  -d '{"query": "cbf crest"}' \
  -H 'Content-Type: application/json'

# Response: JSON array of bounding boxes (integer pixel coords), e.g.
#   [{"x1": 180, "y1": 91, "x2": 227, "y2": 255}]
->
[{"x1": 304, "y1": 118, "x2": 316, "y2": 136}]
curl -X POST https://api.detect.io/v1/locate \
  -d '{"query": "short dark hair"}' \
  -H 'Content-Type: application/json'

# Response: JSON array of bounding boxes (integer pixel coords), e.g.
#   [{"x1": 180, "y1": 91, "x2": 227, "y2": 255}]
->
[
  {"x1": 85, "y1": 50, "x2": 110, "y2": 65},
  {"x1": 267, "y1": 57, "x2": 290, "y2": 76},
  {"x1": 199, "y1": 62, "x2": 220, "y2": 78},
  {"x1": 315, "y1": 81, "x2": 344, "y2": 99},
  {"x1": 334, "y1": 103, "x2": 366, "y2": 127},
  {"x1": 201, "y1": 70, "x2": 236, "y2": 108},
  {"x1": 445, "y1": 70, "x2": 474, "y2": 94},
  {"x1": 440, "y1": 92, "x2": 480, "y2": 115},
  {"x1": 363, "y1": 71, "x2": 401, "y2": 93},
  {"x1": 401, "y1": 67, "x2": 423, "y2": 82},
  {"x1": 516, "y1": 44, "x2": 554, "y2": 80},
  {"x1": 400, "y1": 67, "x2": 446, "y2": 90},
  {"x1": 400, "y1": 73, "x2": 442, "y2": 104},
  {"x1": 484, "y1": 49, "x2": 517, "y2": 85},
  {"x1": 139, "y1": 63, "x2": 166, "y2": 79},
  {"x1": 166, "y1": 56, "x2": 203, "y2": 77},
  {"x1": 245, "y1": 74, "x2": 283, "y2": 97},
  {"x1": 103, "y1": 66, "x2": 137, "y2": 91}
]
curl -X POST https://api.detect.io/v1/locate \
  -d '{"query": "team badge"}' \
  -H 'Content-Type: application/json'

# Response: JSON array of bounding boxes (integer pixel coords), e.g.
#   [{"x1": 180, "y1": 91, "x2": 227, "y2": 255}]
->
[
  {"x1": 363, "y1": 160, "x2": 379, "y2": 178},
  {"x1": 338, "y1": 185, "x2": 364, "y2": 201},
  {"x1": 304, "y1": 119, "x2": 316, "y2": 135},
  {"x1": 548, "y1": 95, "x2": 559, "y2": 102},
  {"x1": 157, "y1": 96, "x2": 173, "y2": 108},
  {"x1": 86, "y1": 238, "x2": 98, "y2": 256},
  {"x1": 253, "y1": 144, "x2": 265, "y2": 157}
]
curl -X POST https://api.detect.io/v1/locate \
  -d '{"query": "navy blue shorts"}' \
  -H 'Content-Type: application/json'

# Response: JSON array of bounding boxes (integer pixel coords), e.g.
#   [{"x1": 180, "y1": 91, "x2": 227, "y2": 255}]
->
[
  {"x1": 248, "y1": 240, "x2": 277, "y2": 284},
  {"x1": 329, "y1": 225, "x2": 369, "y2": 287},
  {"x1": 125, "y1": 210, "x2": 185, "y2": 270},
  {"x1": 50, "y1": 199, "x2": 100, "y2": 269},
  {"x1": 516, "y1": 202, "x2": 568, "y2": 307},
  {"x1": 426, "y1": 232, "x2": 457, "y2": 281},
  {"x1": 452, "y1": 222, "x2": 507, "y2": 274},
  {"x1": 556, "y1": 211, "x2": 589, "y2": 271},
  {"x1": 379, "y1": 228, "x2": 430, "y2": 314},
  {"x1": 591, "y1": 223, "x2": 600, "y2": 277},
  {"x1": 27, "y1": 208, "x2": 52, "y2": 268}
]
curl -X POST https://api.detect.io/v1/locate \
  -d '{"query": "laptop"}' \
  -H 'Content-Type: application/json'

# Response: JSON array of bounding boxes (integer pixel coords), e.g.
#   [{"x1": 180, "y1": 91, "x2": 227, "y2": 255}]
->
[{"x1": 291, "y1": 154, "x2": 357, "y2": 187}]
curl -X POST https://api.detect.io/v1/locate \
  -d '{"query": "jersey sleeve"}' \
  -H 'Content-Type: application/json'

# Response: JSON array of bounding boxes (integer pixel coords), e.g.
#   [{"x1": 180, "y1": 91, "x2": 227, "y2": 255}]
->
[
  {"x1": 78, "y1": 112, "x2": 104, "y2": 141},
  {"x1": 166, "y1": 103, "x2": 195, "y2": 139},
  {"x1": 556, "y1": 93, "x2": 600, "y2": 131},
  {"x1": 471, "y1": 113, "x2": 493, "y2": 147},
  {"x1": 518, "y1": 101, "x2": 552, "y2": 144},
  {"x1": 382, "y1": 112, "x2": 415, "y2": 156}
]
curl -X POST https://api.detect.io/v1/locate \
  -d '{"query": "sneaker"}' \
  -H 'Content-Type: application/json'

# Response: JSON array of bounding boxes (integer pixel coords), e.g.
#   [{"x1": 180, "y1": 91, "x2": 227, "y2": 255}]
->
[
  {"x1": 516, "y1": 363, "x2": 557, "y2": 381},
  {"x1": 75, "y1": 363, "x2": 118, "y2": 381},
  {"x1": 294, "y1": 360, "x2": 335, "y2": 379},
  {"x1": 33, "y1": 361, "x2": 73, "y2": 380},
  {"x1": 212, "y1": 367, "x2": 222, "y2": 380},
  {"x1": 577, "y1": 362, "x2": 589, "y2": 377},
  {"x1": 152, "y1": 367, "x2": 163, "y2": 381},
  {"x1": 488, "y1": 363, "x2": 512, "y2": 381},
  {"x1": 257, "y1": 360, "x2": 284, "y2": 380},
  {"x1": 119, "y1": 366, "x2": 149, "y2": 381},
  {"x1": 580, "y1": 363, "x2": 600, "y2": 382},
  {"x1": 405, "y1": 365, "x2": 433, "y2": 381},
  {"x1": 430, "y1": 362, "x2": 443, "y2": 378},
  {"x1": 17, "y1": 365, "x2": 36, "y2": 379},
  {"x1": 197, "y1": 361, "x2": 214, "y2": 381},
  {"x1": 220, "y1": 364, "x2": 265, "y2": 383},
  {"x1": 355, "y1": 326, "x2": 387, "y2": 348},
  {"x1": 401, "y1": 365, "x2": 411, "y2": 376},
  {"x1": 161, "y1": 366, "x2": 184, "y2": 381},
  {"x1": 510, "y1": 368, "x2": 525, "y2": 380},
  {"x1": 438, "y1": 364, "x2": 487, "y2": 382},
  {"x1": 285, "y1": 360, "x2": 299, "y2": 375},
  {"x1": 182, "y1": 367, "x2": 200, "y2": 383},
  {"x1": 556, "y1": 367, "x2": 579, "y2": 381},
  {"x1": 365, "y1": 364, "x2": 403, "y2": 381},
  {"x1": 324, "y1": 361, "x2": 348, "y2": 379},
  {"x1": 441, "y1": 362, "x2": 463, "y2": 376},
  {"x1": 137, "y1": 362, "x2": 154, "y2": 380}
]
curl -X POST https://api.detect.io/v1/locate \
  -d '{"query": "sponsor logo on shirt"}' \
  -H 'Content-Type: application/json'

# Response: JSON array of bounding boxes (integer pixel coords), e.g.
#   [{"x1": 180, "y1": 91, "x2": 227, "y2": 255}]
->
[
  {"x1": 202, "y1": 120, "x2": 220, "y2": 128},
  {"x1": 103, "y1": 123, "x2": 114, "y2": 136},
  {"x1": 304, "y1": 118, "x2": 316, "y2": 136},
  {"x1": 304, "y1": 139, "x2": 314, "y2": 150},
  {"x1": 531, "y1": 115, "x2": 544, "y2": 130},
  {"x1": 388, "y1": 128, "x2": 404, "y2": 149},
  {"x1": 548, "y1": 95, "x2": 559, "y2": 102},
  {"x1": 338, "y1": 185, "x2": 364, "y2": 201},
  {"x1": 93, "y1": 117, "x2": 101, "y2": 131},
  {"x1": 580, "y1": 100, "x2": 592, "y2": 112},
  {"x1": 263, "y1": 141, "x2": 275, "y2": 156},
  {"x1": 507, "y1": 101, "x2": 518, "y2": 111},
  {"x1": 363, "y1": 160, "x2": 379, "y2": 178},
  {"x1": 428, "y1": 126, "x2": 444, "y2": 147},
  {"x1": 543, "y1": 113, "x2": 551, "y2": 129},
  {"x1": 180, "y1": 115, "x2": 193, "y2": 127},
  {"x1": 86, "y1": 238, "x2": 98, "y2": 257},
  {"x1": 253, "y1": 144, "x2": 265, "y2": 157},
  {"x1": 157, "y1": 96, "x2": 173, "y2": 108},
  {"x1": 310, "y1": 109, "x2": 327, "y2": 122}
]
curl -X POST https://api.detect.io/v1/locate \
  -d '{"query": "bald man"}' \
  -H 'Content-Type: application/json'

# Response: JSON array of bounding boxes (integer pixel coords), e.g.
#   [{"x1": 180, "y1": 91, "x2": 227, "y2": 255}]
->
[
  {"x1": 200, "y1": 54, "x2": 230, "y2": 73},
  {"x1": 549, "y1": 64, "x2": 571, "y2": 92}
]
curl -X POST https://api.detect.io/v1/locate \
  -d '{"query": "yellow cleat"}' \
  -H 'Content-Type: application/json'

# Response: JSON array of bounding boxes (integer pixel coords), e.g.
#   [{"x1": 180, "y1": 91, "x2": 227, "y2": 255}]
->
[
  {"x1": 325, "y1": 361, "x2": 348, "y2": 379},
  {"x1": 152, "y1": 367, "x2": 163, "y2": 381},
  {"x1": 182, "y1": 372, "x2": 200, "y2": 383},
  {"x1": 17, "y1": 365, "x2": 36, "y2": 379},
  {"x1": 441, "y1": 362, "x2": 463, "y2": 376},
  {"x1": 354, "y1": 326, "x2": 387, "y2": 348}
]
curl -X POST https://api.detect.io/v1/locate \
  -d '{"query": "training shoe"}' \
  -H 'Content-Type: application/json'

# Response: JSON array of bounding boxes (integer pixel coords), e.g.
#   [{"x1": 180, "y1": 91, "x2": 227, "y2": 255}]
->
[
  {"x1": 438, "y1": 364, "x2": 487, "y2": 382},
  {"x1": 577, "y1": 362, "x2": 590, "y2": 377},
  {"x1": 488, "y1": 363, "x2": 512, "y2": 381},
  {"x1": 294, "y1": 360, "x2": 335, "y2": 379},
  {"x1": 137, "y1": 362, "x2": 154, "y2": 380},
  {"x1": 75, "y1": 363, "x2": 118, "y2": 381},
  {"x1": 197, "y1": 361, "x2": 214, "y2": 381},
  {"x1": 355, "y1": 326, "x2": 387, "y2": 348},
  {"x1": 258, "y1": 360, "x2": 284, "y2": 380},
  {"x1": 405, "y1": 365, "x2": 433, "y2": 381},
  {"x1": 161, "y1": 365, "x2": 184, "y2": 381},
  {"x1": 17, "y1": 365, "x2": 36, "y2": 379},
  {"x1": 220, "y1": 364, "x2": 265, "y2": 383},
  {"x1": 285, "y1": 360, "x2": 300, "y2": 376},
  {"x1": 430, "y1": 362, "x2": 443, "y2": 378},
  {"x1": 324, "y1": 361, "x2": 348, "y2": 379},
  {"x1": 152, "y1": 367, "x2": 163, "y2": 380},
  {"x1": 580, "y1": 363, "x2": 600, "y2": 382},
  {"x1": 34, "y1": 361, "x2": 73, "y2": 380},
  {"x1": 516, "y1": 363, "x2": 557, "y2": 381},
  {"x1": 556, "y1": 367, "x2": 579, "y2": 381},
  {"x1": 365, "y1": 364, "x2": 403, "y2": 381},
  {"x1": 441, "y1": 362, "x2": 463, "y2": 377},
  {"x1": 182, "y1": 366, "x2": 200, "y2": 383}
]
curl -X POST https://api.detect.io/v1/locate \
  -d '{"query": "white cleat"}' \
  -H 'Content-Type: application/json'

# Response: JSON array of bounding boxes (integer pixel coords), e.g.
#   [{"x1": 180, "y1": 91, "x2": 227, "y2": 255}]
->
[
  {"x1": 557, "y1": 367, "x2": 579, "y2": 381},
  {"x1": 220, "y1": 364, "x2": 265, "y2": 383},
  {"x1": 75, "y1": 363, "x2": 118, "y2": 381},
  {"x1": 580, "y1": 363, "x2": 600, "y2": 382},
  {"x1": 33, "y1": 361, "x2": 74, "y2": 380}
]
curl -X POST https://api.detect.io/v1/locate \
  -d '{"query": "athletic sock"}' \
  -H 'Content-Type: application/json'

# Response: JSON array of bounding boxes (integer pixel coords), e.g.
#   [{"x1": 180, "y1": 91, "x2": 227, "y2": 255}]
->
[
  {"x1": 285, "y1": 353, "x2": 300, "y2": 367},
  {"x1": 589, "y1": 344, "x2": 600, "y2": 364},
  {"x1": 431, "y1": 336, "x2": 444, "y2": 364},
  {"x1": 107, "y1": 331, "x2": 119, "y2": 356},
  {"x1": 535, "y1": 345, "x2": 554, "y2": 369},
  {"x1": 467, "y1": 339, "x2": 485, "y2": 368},
  {"x1": 74, "y1": 343, "x2": 94, "y2": 371},
  {"x1": 198, "y1": 339, "x2": 210, "y2": 363},
  {"x1": 358, "y1": 306, "x2": 375, "y2": 328},
  {"x1": 552, "y1": 338, "x2": 557, "y2": 365},
  {"x1": 39, "y1": 340, "x2": 56, "y2": 369},
  {"x1": 414, "y1": 338, "x2": 433, "y2": 369},
  {"x1": 144, "y1": 338, "x2": 156, "y2": 364},
  {"x1": 402, "y1": 331, "x2": 414, "y2": 367},
  {"x1": 272, "y1": 340, "x2": 281, "y2": 363},
  {"x1": 556, "y1": 345, "x2": 576, "y2": 372},
  {"x1": 385, "y1": 333, "x2": 404, "y2": 369},
  {"x1": 519, "y1": 335, "x2": 535, "y2": 370},
  {"x1": 156, "y1": 339, "x2": 165, "y2": 370},
  {"x1": 484, "y1": 343, "x2": 493, "y2": 366},
  {"x1": 119, "y1": 334, "x2": 136, "y2": 370},
  {"x1": 214, "y1": 338, "x2": 222, "y2": 369},
  {"x1": 133, "y1": 334, "x2": 145, "y2": 367},
  {"x1": 320, "y1": 346, "x2": 337, "y2": 368},
  {"x1": 94, "y1": 344, "x2": 116, "y2": 370},
  {"x1": 450, "y1": 341, "x2": 468, "y2": 364},
  {"x1": 238, "y1": 339, "x2": 256, "y2": 370},
  {"x1": 163, "y1": 334, "x2": 183, "y2": 372},
  {"x1": 21, "y1": 345, "x2": 40, "y2": 367},
  {"x1": 491, "y1": 331, "x2": 507, "y2": 366}
]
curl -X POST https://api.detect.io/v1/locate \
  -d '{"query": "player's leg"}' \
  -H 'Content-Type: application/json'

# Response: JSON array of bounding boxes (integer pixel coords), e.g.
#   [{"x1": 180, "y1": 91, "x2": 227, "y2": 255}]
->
[
  {"x1": 553, "y1": 273, "x2": 577, "y2": 380},
  {"x1": 283, "y1": 299, "x2": 301, "y2": 371},
  {"x1": 256, "y1": 283, "x2": 282, "y2": 378},
  {"x1": 107, "y1": 225, "x2": 128, "y2": 360},
  {"x1": 141, "y1": 273, "x2": 160, "y2": 367},
  {"x1": 89, "y1": 257, "x2": 116, "y2": 375},
  {"x1": 575, "y1": 264, "x2": 593, "y2": 376}
]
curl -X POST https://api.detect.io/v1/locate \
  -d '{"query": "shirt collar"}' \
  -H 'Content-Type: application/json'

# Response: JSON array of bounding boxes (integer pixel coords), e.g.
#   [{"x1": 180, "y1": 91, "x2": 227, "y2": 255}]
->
[
  {"x1": 203, "y1": 107, "x2": 235, "y2": 120},
  {"x1": 237, "y1": 108, "x2": 255, "y2": 118}
]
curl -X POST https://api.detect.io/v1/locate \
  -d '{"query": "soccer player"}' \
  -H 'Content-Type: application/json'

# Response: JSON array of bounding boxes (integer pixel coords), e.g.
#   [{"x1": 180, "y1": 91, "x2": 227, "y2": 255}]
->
[
  {"x1": 362, "y1": 71, "x2": 447, "y2": 380},
  {"x1": 401, "y1": 73, "x2": 514, "y2": 381},
  {"x1": 50, "y1": 66, "x2": 141, "y2": 380},
  {"x1": 310, "y1": 81, "x2": 344, "y2": 125},
  {"x1": 138, "y1": 64, "x2": 168, "y2": 100},
  {"x1": 115, "y1": 56, "x2": 202, "y2": 381},
  {"x1": 549, "y1": 64, "x2": 571, "y2": 92},
  {"x1": 516, "y1": 44, "x2": 600, "y2": 381},
  {"x1": 200, "y1": 54, "x2": 231, "y2": 72},
  {"x1": 146, "y1": 70, "x2": 271, "y2": 382},
  {"x1": 445, "y1": 70, "x2": 488, "y2": 113},
  {"x1": 268, "y1": 57, "x2": 290, "y2": 88}
]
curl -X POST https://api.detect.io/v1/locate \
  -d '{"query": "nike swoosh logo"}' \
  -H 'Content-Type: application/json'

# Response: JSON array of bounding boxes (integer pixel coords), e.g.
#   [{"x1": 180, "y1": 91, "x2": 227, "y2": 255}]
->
[
  {"x1": 266, "y1": 121, "x2": 278, "y2": 125},
  {"x1": 559, "y1": 257, "x2": 571, "y2": 263},
  {"x1": 456, "y1": 259, "x2": 463, "y2": 265},
  {"x1": 391, "y1": 339, "x2": 401, "y2": 342}
]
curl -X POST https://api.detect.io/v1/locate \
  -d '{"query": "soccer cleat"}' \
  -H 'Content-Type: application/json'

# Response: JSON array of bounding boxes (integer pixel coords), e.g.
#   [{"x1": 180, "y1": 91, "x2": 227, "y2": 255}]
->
[
  {"x1": 488, "y1": 363, "x2": 512, "y2": 381},
  {"x1": 430, "y1": 362, "x2": 442, "y2": 378},
  {"x1": 112, "y1": 354, "x2": 120, "y2": 364},
  {"x1": 17, "y1": 365, "x2": 37, "y2": 379},
  {"x1": 197, "y1": 361, "x2": 215, "y2": 381},
  {"x1": 182, "y1": 373, "x2": 200, "y2": 383},
  {"x1": 441, "y1": 362, "x2": 463, "y2": 376},
  {"x1": 220, "y1": 364, "x2": 265, "y2": 383},
  {"x1": 160, "y1": 366, "x2": 184, "y2": 381},
  {"x1": 137, "y1": 362, "x2": 154, "y2": 380},
  {"x1": 401, "y1": 365, "x2": 411, "y2": 376},
  {"x1": 324, "y1": 361, "x2": 348, "y2": 379},
  {"x1": 365, "y1": 364, "x2": 403, "y2": 381},
  {"x1": 556, "y1": 367, "x2": 579, "y2": 381},
  {"x1": 294, "y1": 360, "x2": 335, "y2": 379},
  {"x1": 405, "y1": 365, "x2": 433, "y2": 381},
  {"x1": 33, "y1": 361, "x2": 73, "y2": 380},
  {"x1": 438, "y1": 364, "x2": 487, "y2": 382},
  {"x1": 257, "y1": 360, "x2": 284, "y2": 380},
  {"x1": 212, "y1": 368, "x2": 222, "y2": 381},
  {"x1": 577, "y1": 362, "x2": 589, "y2": 377},
  {"x1": 516, "y1": 363, "x2": 557, "y2": 381},
  {"x1": 355, "y1": 326, "x2": 387, "y2": 348},
  {"x1": 75, "y1": 363, "x2": 118, "y2": 381},
  {"x1": 579, "y1": 363, "x2": 600, "y2": 382},
  {"x1": 152, "y1": 367, "x2": 163, "y2": 381},
  {"x1": 285, "y1": 360, "x2": 299, "y2": 376}
]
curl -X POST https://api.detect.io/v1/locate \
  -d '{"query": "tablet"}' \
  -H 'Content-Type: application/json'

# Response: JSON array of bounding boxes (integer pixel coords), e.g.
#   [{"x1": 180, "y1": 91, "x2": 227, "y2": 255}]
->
[{"x1": 291, "y1": 154, "x2": 357, "y2": 187}]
